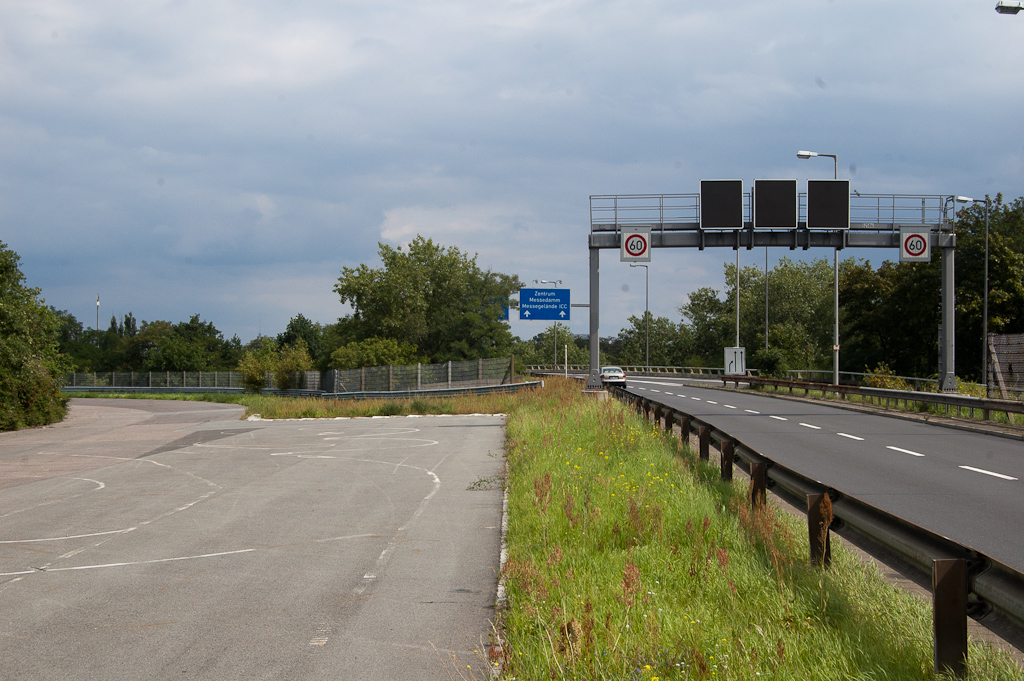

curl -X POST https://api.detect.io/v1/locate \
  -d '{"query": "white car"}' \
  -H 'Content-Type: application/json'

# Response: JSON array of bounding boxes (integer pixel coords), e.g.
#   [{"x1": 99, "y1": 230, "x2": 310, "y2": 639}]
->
[{"x1": 599, "y1": 366, "x2": 627, "y2": 387}]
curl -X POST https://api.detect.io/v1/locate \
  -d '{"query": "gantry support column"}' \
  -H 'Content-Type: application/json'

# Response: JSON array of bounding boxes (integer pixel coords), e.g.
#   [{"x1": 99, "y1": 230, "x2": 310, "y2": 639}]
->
[{"x1": 587, "y1": 243, "x2": 603, "y2": 389}]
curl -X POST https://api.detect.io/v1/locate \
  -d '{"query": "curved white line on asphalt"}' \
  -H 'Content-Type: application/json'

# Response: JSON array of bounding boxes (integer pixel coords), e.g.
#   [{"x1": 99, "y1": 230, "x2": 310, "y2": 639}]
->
[
  {"x1": 887, "y1": 445, "x2": 925, "y2": 457},
  {"x1": 837, "y1": 433, "x2": 864, "y2": 441},
  {"x1": 0, "y1": 549, "x2": 256, "y2": 577},
  {"x1": 959, "y1": 466, "x2": 1018, "y2": 481},
  {"x1": 0, "y1": 528, "x2": 136, "y2": 544}
]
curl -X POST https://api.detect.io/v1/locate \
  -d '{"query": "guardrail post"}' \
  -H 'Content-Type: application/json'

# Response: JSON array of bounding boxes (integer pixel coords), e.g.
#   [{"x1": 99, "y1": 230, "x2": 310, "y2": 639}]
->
[
  {"x1": 662, "y1": 408, "x2": 674, "y2": 434},
  {"x1": 933, "y1": 558, "x2": 968, "y2": 678},
  {"x1": 750, "y1": 462, "x2": 766, "y2": 507},
  {"x1": 807, "y1": 493, "x2": 832, "y2": 568},
  {"x1": 698, "y1": 425, "x2": 710, "y2": 462},
  {"x1": 653, "y1": 404, "x2": 663, "y2": 428},
  {"x1": 720, "y1": 439, "x2": 734, "y2": 481},
  {"x1": 680, "y1": 415, "x2": 691, "y2": 448}
]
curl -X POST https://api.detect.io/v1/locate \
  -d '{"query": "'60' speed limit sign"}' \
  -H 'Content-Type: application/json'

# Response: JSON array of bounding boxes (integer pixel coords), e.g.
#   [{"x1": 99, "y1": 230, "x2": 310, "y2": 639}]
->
[
  {"x1": 899, "y1": 227, "x2": 931, "y2": 263},
  {"x1": 620, "y1": 227, "x2": 651, "y2": 262}
]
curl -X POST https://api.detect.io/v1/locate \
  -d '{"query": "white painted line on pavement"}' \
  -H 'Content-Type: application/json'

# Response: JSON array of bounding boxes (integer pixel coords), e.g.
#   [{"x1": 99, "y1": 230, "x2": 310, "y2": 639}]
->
[
  {"x1": 744, "y1": 409, "x2": 760, "y2": 414},
  {"x1": 959, "y1": 466, "x2": 1018, "y2": 481},
  {"x1": 769, "y1": 415, "x2": 788, "y2": 421},
  {"x1": 706, "y1": 400, "x2": 718, "y2": 405},
  {"x1": 724, "y1": 405, "x2": 736, "y2": 409},
  {"x1": 887, "y1": 446, "x2": 925, "y2": 458},
  {"x1": 837, "y1": 433, "x2": 864, "y2": 441},
  {"x1": 799, "y1": 423, "x2": 821, "y2": 430}
]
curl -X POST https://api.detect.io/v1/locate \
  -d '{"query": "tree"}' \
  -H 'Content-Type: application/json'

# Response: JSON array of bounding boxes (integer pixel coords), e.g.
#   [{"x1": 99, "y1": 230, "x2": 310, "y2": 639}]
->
[
  {"x1": 277, "y1": 314, "x2": 326, "y2": 364},
  {"x1": 677, "y1": 287, "x2": 730, "y2": 365},
  {"x1": 0, "y1": 242, "x2": 71, "y2": 430},
  {"x1": 616, "y1": 313, "x2": 683, "y2": 366},
  {"x1": 329, "y1": 337, "x2": 420, "y2": 370},
  {"x1": 334, "y1": 236, "x2": 522, "y2": 362},
  {"x1": 237, "y1": 337, "x2": 278, "y2": 392}
]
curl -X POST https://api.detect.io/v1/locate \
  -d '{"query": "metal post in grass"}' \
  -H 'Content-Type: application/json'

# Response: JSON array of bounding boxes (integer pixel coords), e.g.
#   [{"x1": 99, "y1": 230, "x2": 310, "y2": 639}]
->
[
  {"x1": 679, "y1": 415, "x2": 691, "y2": 450},
  {"x1": 720, "y1": 440, "x2": 734, "y2": 481},
  {"x1": 698, "y1": 425, "x2": 710, "y2": 462},
  {"x1": 807, "y1": 493, "x2": 833, "y2": 567},
  {"x1": 662, "y1": 408, "x2": 674, "y2": 434},
  {"x1": 750, "y1": 462, "x2": 767, "y2": 507},
  {"x1": 933, "y1": 558, "x2": 968, "y2": 678}
]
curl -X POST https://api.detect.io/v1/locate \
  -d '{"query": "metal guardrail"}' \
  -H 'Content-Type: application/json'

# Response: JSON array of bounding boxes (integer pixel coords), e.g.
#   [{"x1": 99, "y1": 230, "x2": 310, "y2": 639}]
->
[
  {"x1": 610, "y1": 385, "x2": 1024, "y2": 672},
  {"x1": 724, "y1": 376, "x2": 1024, "y2": 423},
  {"x1": 526, "y1": 365, "x2": 757, "y2": 378}
]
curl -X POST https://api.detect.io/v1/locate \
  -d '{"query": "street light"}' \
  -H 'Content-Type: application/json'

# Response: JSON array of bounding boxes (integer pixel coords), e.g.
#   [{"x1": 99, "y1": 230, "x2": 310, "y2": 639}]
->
[
  {"x1": 955, "y1": 196, "x2": 992, "y2": 391},
  {"x1": 630, "y1": 264, "x2": 649, "y2": 370},
  {"x1": 797, "y1": 149, "x2": 841, "y2": 386},
  {"x1": 535, "y1": 279, "x2": 563, "y2": 368},
  {"x1": 996, "y1": 1, "x2": 1023, "y2": 14}
]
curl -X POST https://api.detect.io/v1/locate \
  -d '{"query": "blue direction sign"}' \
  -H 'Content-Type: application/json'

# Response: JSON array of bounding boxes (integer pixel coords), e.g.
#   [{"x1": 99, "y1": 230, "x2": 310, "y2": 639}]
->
[{"x1": 519, "y1": 288, "x2": 570, "y2": 321}]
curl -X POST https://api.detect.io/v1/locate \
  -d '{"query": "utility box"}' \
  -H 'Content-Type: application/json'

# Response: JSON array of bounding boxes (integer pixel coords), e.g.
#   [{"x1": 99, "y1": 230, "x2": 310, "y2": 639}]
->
[{"x1": 725, "y1": 347, "x2": 746, "y2": 376}]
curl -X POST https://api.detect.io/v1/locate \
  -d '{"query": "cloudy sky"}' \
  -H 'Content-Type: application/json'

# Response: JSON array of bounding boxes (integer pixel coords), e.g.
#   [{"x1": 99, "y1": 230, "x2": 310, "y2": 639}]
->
[{"x1": 2, "y1": 0, "x2": 1022, "y2": 344}]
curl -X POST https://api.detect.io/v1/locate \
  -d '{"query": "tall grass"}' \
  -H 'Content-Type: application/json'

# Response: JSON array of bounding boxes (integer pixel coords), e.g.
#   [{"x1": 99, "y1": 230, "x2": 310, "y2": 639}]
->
[{"x1": 499, "y1": 378, "x2": 1022, "y2": 680}]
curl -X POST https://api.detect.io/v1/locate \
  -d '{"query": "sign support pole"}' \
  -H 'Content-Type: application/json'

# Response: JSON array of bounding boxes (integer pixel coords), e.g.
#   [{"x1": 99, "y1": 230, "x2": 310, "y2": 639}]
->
[{"x1": 587, "y1": 244, "x2": 602, "y2": 389}]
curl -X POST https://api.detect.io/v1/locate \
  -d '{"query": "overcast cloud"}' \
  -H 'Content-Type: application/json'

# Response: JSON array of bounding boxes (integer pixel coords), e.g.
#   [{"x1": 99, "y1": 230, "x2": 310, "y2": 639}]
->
[{"x1": 2, "y1": 0, "x2": 1022, "y2": 343}]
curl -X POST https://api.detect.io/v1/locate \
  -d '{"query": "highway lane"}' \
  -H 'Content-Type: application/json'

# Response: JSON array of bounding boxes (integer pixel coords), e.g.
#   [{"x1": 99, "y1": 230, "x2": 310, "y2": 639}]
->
[{"x1": 626, "y1": 377, "x2": 1024, "y2": 571}]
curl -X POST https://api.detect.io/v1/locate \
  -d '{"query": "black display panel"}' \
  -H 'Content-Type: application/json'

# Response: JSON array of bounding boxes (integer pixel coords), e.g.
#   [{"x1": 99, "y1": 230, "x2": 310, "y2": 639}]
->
[
  {"x1": 807, "y1": 179, "x2": 850, "y2": 229},
  {"x1": 753, "y1": 179, "x2": 798, "y2": 229},
  {"x1": 699, "y1": 180, "x2": 743, "y2": 229}
]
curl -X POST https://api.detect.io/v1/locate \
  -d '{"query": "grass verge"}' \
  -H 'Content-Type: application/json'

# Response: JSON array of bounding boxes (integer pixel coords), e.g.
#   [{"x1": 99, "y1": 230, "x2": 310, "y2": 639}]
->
[
  {"x1": 67, "y1": 389, "x2": 533, "y2": 419},
  {"x1": 499, "y1": 378, "x2": 1023, "y2": 680}
]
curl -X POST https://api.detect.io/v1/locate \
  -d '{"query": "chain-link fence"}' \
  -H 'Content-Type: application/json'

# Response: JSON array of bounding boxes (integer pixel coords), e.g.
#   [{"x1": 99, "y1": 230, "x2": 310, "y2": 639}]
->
[
  {"x1": 64, "y1": 371, "x2": 244, "y2": 389},
  {"x1": 988, "y1": 333, "x2": 1024, "y2": 400},
  {"x1": 323, "y1": 357, "x2": 516, "y2": 393}
]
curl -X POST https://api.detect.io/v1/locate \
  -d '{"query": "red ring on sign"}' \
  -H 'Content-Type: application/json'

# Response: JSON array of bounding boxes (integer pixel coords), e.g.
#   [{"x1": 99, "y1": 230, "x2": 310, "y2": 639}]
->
[
  {"x1": 903, "y1": 234, "x2": 927, "y2": 257},
  {"x1": 624, "y1": 234, "x2": 648, "y2": 257}
]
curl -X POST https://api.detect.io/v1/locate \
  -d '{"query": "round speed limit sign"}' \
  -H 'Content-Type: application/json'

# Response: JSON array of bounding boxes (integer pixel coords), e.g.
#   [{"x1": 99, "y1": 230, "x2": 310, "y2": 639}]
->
[
  {"x1": 903, "y1": 234, "x2": 927, "y2": 258},
  {"x1": 621, "y1": 229, "x2": 651, "y2": 262},
  {"x1": 900, "y1": 229, "x2": 930, "y2": 262}
]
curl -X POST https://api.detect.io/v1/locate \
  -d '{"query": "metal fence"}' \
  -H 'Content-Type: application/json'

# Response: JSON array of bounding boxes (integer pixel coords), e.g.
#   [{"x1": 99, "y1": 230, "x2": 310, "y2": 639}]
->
[
  {"x1": 989, "y1": 333, "x2": 1024, "y2": 400},
  {"x1": 64, "y1": 371, "x2": 244, "y2": 389},
  {"x1": 324, "y1": 357, "x2": 515, "y2": 393}
]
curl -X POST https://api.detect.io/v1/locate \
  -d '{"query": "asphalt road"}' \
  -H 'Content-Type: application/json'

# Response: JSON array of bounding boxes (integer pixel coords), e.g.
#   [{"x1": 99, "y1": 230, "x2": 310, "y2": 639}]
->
[
  {"x1": 627, "y1": 377, "x2": 1024, "y2": 571},
  {"x1": 0, "y1": 399, "x2": 504, "y2": 680}
]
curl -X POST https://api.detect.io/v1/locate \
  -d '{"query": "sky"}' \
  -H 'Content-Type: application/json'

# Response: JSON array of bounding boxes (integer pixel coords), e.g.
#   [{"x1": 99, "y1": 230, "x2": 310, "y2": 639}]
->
[{"x1": 2, "y1": 0, "x2": 1022, "y2": 345}]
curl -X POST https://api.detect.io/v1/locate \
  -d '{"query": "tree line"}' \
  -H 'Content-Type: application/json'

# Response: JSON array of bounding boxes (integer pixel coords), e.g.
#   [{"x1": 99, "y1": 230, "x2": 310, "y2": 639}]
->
[{"x1": 4, "y1": 196, "x2": 1021, "y2": 429}]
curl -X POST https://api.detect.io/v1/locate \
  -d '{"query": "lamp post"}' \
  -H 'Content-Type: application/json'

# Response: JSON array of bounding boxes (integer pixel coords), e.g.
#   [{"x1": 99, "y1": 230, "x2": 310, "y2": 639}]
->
[
  {"x1": 630, "y1": 263, "x2": 649, "y2": 370},
  {"x1": 996, "y1": 1, "x2": 1023, "y2": 14},
  {"x1": 954, "y1": 197, "x2": 992, "y2": 391},
  {"x1": 535, "y1": 279, "x2": 563, "y2": 368},
  {"x1": 797, "y1": 150, "x2": 841, "y2": 386}
]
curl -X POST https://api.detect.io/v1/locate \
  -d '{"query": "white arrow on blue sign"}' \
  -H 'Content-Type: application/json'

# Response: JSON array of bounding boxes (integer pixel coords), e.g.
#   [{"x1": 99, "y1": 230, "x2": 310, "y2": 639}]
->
[{"x1": 519, "y1": 288, "x2": 570, "y2": 321}]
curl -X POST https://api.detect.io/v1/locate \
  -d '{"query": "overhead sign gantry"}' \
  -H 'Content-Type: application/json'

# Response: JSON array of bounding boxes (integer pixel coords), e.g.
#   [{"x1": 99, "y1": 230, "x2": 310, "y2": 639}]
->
[{"x1": 586, "y1": 187, "x2": 960, "y2": 392}]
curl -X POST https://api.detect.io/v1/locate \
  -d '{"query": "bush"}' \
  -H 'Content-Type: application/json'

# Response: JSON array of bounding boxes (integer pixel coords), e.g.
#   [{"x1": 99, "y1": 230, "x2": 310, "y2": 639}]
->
[
  {"x1": 275, "y1": 339, "x2": 313, "y2": 391},
  {"x1": 0, "y1": 242, "x2": 71, "y2": 430},
  {"x1": 237, "y1": 337, "x2": 277, "y2": 392},
  {"x1": 751, "y1": 346, "x2": 789, "y2": 378}
]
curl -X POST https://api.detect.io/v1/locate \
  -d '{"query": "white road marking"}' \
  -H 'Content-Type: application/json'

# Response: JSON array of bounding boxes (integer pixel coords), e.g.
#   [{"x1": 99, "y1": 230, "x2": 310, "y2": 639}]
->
[
  {"x1": 706, "y1": 400, "x2": 718, "y2": 405},
  {"x1": 691, "y1": 397, "x2": 701, "y2": 401},
  {"x1": 769, "y1": 416, "x2": 788, "y2": 421},
  {"x1": 0, "y1": 549, "x2": 256, "y2": 577},
  {"x1": 799, "y1": 423, "x2": 821, "y2": 430},
  {"x1": 959, "y1": 466, "x2": 1018, "y2": 481},
  {"x1": 724, "y1": 405, "x2": 737, "y2": 409},
  {"x1": 887, "y1": 446, "x2": 925, "y2": 457},
  {"x1": 744, "y1": 409, "x2": 760, "y2": 414},
  {"x1": 0, "y1": 528, "x2": 136, "y2": 544},
  {"x1": 837, "y1": 433, "x2": 864, "y2": 441}
]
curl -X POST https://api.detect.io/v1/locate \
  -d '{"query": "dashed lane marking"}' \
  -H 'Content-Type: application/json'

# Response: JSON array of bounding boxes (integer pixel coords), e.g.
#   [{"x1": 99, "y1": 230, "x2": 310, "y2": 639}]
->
[
  {"x1": 887, "y1": 446, "x2": 925, "y2": 458},
  {"x1": 837, "y1": 433, "x2": 864, "y2": 441},
  {"x1": 959, "y1": 466, "x2": 1018, "y2": 481},
  {"x1": 799, "y1": 423, "x2": 821, "y2": 430},
  {"x1": 769, "y1": 416, "x2": 788, "y2": 421}
]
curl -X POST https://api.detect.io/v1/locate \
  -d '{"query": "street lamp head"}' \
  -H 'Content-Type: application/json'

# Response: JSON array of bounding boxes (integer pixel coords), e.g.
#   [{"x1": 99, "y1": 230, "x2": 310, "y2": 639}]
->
[
  {"x1": 956, "y1": 196, "x2": 976, "y2": 203},
  {"x1": 796, "y1": 150, "x2": 817, "y2": 159},
  {"x1": 996, "y1": 1, "x2": 1023, "y2": 14}
]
